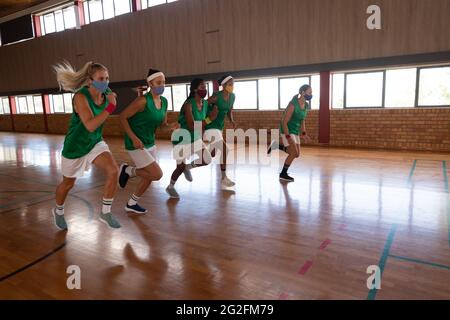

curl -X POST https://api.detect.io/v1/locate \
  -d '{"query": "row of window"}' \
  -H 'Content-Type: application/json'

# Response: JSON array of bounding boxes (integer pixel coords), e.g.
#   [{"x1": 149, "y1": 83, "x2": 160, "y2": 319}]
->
[
  {"x1": 1, "y1": 65, "x2": 449, "y2": 114},
  {"x1": 160, "y1": 76, "x2": 320, "y2": 111},
  {"x1": 36, "y1": 0, "x2": 182, "y2": 38},
  {"x1": 333, "y1": 65, "x2": 450, "y2": 108}
]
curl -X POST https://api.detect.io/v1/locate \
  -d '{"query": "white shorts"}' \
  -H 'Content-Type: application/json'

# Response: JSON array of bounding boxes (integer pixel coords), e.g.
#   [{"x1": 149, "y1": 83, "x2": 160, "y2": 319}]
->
[
  {"x1": 172, "y1": 139, "x2": 208, "y2": 164},
  {"x1": 127, "y1": 146, "x2": 157, "y2": 169},
  {"x1": 204, "y1": 128, "x2": 226, "y2": 152},
  {"x1": 281, "y1": 134, "x2": 300, "y2": 146},
  {"x1": 61, "y1": 141, "x2": 111, "y2": 178}
]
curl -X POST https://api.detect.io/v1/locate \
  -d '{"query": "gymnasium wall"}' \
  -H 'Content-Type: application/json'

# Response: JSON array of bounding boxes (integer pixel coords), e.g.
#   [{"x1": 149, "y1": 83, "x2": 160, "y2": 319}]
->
[
  {"x1": 2, "y1": 108, "x2": 450, "y2": 152},
  {"x1": 1, "y1": 0, "x2": 450, "y2": 94}
]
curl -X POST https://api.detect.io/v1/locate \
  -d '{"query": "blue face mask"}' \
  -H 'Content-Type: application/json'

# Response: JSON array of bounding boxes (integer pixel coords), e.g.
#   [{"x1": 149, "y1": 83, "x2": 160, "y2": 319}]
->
[
  {"x1": 304, "y1": 94, "x2": 313, "y2": 101},
  {"x1": 91, "y1": 80, "x2": 109, "y2": 93},
  {"x1": 152, "y1": 86, "x2": 165, "y2": 95}
]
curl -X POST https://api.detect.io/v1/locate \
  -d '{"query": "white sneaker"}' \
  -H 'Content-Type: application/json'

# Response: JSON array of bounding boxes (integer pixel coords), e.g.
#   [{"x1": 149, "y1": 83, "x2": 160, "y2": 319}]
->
[
  {"x1": 221, "y1": 176, "x2": 235, "y2": 188},
  {"x1": 183, "y1": 168, "x2": 193, "y2": 182},
  {"x1": 166, "y1": 185, "x2": 180, "y2": 199}
]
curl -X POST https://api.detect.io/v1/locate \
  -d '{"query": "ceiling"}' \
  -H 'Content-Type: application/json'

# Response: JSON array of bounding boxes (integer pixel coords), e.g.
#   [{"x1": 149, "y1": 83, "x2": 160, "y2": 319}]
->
[{"x1": 0, "y1": 0, "x2": 49, "y2": 18}]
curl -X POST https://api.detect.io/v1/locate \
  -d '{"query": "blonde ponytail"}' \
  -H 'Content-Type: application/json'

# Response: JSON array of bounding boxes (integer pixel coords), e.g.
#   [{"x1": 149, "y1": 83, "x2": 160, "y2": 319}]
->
[{"x1": 53, "y1": 61, "x2": 107, "y2": 92}]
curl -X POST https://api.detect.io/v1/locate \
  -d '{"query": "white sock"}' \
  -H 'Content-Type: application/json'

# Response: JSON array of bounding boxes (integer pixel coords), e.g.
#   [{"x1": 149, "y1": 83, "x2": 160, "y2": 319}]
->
[
  {"x1": 128, "y1": 194, "x2": 139, "y2": 206},
  {"x1": 102, "y1": 198, "x2": 113, "y2": 214},
  {"x1": 55, "y1": 203, "x2": 64, "y2": 216},
  {"x1": 125, "y1": 166, "x2": 136, "y2": 177},
  {"x1": 169, "y1": 179, "x2": 176, "y2": 188}
]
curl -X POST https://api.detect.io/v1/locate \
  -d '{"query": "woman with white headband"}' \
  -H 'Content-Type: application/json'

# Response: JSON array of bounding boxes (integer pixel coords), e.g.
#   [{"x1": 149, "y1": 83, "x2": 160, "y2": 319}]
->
[
  {"x1": 197, "y1": 75, "x2": 237, "y2": 189},
  {"x1": 118, "y1": 68, "x2": 176, "y2": 214}
]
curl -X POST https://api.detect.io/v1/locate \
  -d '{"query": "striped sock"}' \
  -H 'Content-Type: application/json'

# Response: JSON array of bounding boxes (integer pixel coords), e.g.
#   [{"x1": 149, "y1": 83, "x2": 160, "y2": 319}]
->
[
  {"x1": 125, "y1": 166, "x2": 136, "y2": 177},
  {"x1": 127, "y1": 194, "x2": 139, "y2": 206},
  {"x1": 169, "y1": 179, "x2": 176, "y2": 187},
  {"x1": 55, "y1": 203, "x2": 64, "y2": 216},
  {"x1": 102, "y1": 198, "x2": 114, "y2": 214}
]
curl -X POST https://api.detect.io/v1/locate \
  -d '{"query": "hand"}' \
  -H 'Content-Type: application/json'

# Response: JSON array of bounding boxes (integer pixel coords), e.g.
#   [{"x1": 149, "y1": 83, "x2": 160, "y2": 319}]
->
[
  {"x1": 106, "y1": 92, "x2": 117, "y2": 106},
  {"x1": 302, "y1": 134, "x2": 311, "y2": 143},
  {"x1": 170, "y1": 122, "x2": 180, "y2": 132},
  {"x1": 209, "y1": 105, "x2": 219, "y2": 121},
  {"x1": 132, "y1": 137, "x2": 144, "y2": 150}
]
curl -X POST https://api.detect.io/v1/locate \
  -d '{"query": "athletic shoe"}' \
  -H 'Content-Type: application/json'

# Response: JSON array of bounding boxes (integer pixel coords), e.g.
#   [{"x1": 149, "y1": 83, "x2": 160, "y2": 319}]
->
[
  {"x1": 166, "y1": 185, "x2": 180, "y2": 199},
  {"x1": 118, "y1": 163, "x2": 130, "y2": 189},
  {"x1": 99, "y1": 213, "x2": 121, "y2": 229},
  {"x1": 53, "y1": 208, "x2": 68, "y2": 230},
  {"x1": 267, "y1": 140, "x2": 278, "y2": 154},
  {"x1": 279, "y1": 173, "x2": 295, "y2": 182},
  {"x1": 183, "y1": 168, "x2": 193, "y2": 182},
  {"x1": 221, "y1": 176, "x2": 236, "y2": 188},
  {"x1": 125, "y1": 203, "x2": 148, "y2": 214}
]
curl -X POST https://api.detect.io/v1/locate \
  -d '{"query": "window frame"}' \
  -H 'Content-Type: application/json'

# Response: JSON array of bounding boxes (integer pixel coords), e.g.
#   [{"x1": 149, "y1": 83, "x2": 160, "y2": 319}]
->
[
  {"x1": 416, "y1": 64, "x2": 450, "y2": 108},
  {"x1": 343, "y1": 70, "x2": 385, "y2": 109},
  {"x1": 278, "y1": 75, "x2": 311, "y2": 110},
  {"x1": 233, "y1": 79, "x2": 259, "y2": 111}
]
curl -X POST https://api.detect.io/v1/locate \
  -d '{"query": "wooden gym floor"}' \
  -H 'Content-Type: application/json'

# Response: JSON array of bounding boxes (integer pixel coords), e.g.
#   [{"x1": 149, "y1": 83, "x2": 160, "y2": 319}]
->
[{"x1": 0, "y1": 132, "x2": 449, "y2": 300}]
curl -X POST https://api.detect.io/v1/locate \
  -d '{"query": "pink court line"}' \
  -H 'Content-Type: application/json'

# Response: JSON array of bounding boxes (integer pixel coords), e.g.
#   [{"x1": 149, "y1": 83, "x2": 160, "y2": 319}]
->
[
  {"x1": 319, "y1": 239, "x2": 332, "y2": 250},
  {"x1": 298, "y1": 260, "x2": 313, "y2": 275}
]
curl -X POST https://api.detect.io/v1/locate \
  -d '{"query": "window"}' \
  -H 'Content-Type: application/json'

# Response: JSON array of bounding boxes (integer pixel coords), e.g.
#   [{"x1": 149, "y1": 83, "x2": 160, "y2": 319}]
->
[
  {"x1": 14, "y1": 95, "x2": 42, "y2": 114},
  {"x1": 234, "y1": 81, "x2": 257, "y2": 110},
  {"x1": 418, "y1": 66, "x2": 450, "y2": 106},
  {"x1": 49, "y1": 93, "x2": 74, "y2": 113},
  {"x1": 258, "y1": 78, "x2": 278, "y2": 110},
  {"x1": 84, "y1": 0, "x2": 132, "y2": 24},
  {"x1": 141, "y1": 0, "x2": 176, "y2": 8},
  {"x1": 0, "y1": 97, "x2": 10, "y2": 115},
  {"x1": 162, "y1": 86, "x2": 173, "y2": 111},
  {"x1": 385, "y1": 68, "x2": 417, "y2": 108},
  {"x1": 310, "y1": 75, "x2": 320, "y2": 110},
  {"x1": 331, "y1": 73, "x2": 345, "y2": 109},
  {"x1": 172, "y1": 84, "x2": 188, "y2": 112},
  {"x1": 345, "y1": 72, "x2": 384, "y2": 108},
  {"x1": 39, "y1": 5, "x2": 77, "y2": 36},
  {"x1": 279, "y1": 76, "x2": 309, "y2": 109}
]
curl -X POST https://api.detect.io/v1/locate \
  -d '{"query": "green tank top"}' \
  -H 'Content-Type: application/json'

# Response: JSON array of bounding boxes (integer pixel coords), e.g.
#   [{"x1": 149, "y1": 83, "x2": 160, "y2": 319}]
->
[
  {"x1": 280, "y1": 97, "x2": 308, "y2": 135},
  {"x1": 172, "y1": 97, "x2": 208, "y2": 145},
  {"x1": 205, "y1": 91, "x2": 235, "y2": 130},
  {"x1": 124, "y1": 94, "x2": 168, "y2": 150},
  {"x1": 61, "y1": 86, "x2": 109, "y2": 159}
]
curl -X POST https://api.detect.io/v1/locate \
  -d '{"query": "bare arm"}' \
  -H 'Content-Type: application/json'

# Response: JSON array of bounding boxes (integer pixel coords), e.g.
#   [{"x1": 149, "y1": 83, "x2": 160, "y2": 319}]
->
[{"x1": 74, "y1": 93, "x2": 113, "y2": 133}]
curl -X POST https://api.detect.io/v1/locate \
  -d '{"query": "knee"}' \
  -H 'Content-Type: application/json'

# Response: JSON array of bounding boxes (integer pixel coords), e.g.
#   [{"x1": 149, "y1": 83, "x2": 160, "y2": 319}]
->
[
  {"x1": 106, "y1": 165, "x2": 119, "y2": 180},
  {"x1": 153, "y1": 168, "x2": 163, "y2": 181}
]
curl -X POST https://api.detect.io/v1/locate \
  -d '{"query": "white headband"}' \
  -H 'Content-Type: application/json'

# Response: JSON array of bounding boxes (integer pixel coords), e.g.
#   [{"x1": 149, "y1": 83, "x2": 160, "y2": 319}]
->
[
  {"x1": 220, "y1": 76, "x2": 233, "y2": 86},
  {"x1": 147, "y1": 72, "x2": 165, "y2": 83}
]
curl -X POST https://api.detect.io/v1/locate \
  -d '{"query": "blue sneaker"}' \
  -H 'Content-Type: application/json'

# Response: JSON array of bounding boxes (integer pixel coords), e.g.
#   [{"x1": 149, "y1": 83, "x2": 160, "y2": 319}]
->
[
  {"x1": 52, "y1": 208, "x2": 68, "y2": 230},
  {"x1": 125, "y1": 203, "x2": 148, "y2": 214},
  {"x1": 99, "y1": 213, "x2": 121, "y2": 229}
]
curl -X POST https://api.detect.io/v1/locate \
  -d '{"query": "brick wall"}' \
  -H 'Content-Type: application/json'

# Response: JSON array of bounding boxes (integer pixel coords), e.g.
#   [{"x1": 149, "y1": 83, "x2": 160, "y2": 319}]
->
[
  {"x1": 1, "y1": 108, "x2": 450, "y2": 152},
  {"x1": 330, "y1": 108, "x2": 450, "y2": 151}
]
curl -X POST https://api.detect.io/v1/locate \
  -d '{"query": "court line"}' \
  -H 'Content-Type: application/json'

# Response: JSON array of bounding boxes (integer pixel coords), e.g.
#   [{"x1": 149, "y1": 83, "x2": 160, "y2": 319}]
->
[
  {"x1": 367, "y1": 224, "x2": 397, "y2": 300},
  {"x1": 0, "y1": 242, "x2": 67, "y2": 283},
  {"x1": 443, "y1": 161, "x2": 450, "y2": 247},
  {"x1": 388, "y1": 254, "x2": 450, "y2": 271},
  {"x1": 407, "y1": 159, "x2": 417, "y2": 184}
]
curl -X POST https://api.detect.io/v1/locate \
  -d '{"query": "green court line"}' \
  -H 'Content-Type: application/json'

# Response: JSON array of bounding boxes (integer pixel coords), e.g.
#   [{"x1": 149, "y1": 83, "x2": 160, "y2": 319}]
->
[
  {"x1": 443, "y1": 161, "x2": 450, "y2": 247},
  {"x1": 407, "y1": 159, "x2": 417, "y2": 184},
  {"x1": 367, "y1": 224, "x2": 398, "y2": 300},
  {"x1": 389, "y1": 254, "x2": 450, "y2": 271}
]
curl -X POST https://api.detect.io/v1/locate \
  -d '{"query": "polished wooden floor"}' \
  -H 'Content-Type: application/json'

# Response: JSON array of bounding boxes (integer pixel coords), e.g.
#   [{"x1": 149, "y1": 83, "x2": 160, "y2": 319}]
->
[{"x1": 0, "y1": 132, "x2": 449, "y2": 300}]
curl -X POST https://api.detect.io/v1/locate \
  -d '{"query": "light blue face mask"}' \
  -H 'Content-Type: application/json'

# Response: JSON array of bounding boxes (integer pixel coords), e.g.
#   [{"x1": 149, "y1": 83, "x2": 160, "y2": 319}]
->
[
  {"x1": 91, "y1": 80, "x2": 109, "y2": 93},
  {"x1": 152, "y1": 86, "x2": 165, "y2": 95}
]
